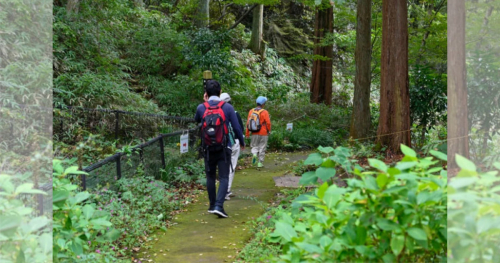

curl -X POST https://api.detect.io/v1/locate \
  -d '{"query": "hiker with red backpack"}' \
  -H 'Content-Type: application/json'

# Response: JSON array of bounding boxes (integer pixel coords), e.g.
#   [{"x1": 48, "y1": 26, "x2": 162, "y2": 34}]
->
[
  {"x1": 246, "y1": 96, "x2": 271, "y2": 168},
  {"x1": 194, "y1": 80, "x2": 245, "y2": 218}
]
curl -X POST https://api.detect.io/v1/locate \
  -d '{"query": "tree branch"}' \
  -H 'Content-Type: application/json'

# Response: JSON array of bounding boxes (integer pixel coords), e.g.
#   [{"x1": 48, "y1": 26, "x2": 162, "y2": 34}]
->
[{"x1": 228, "y1": 4, "x2": 258, "y2": 30}]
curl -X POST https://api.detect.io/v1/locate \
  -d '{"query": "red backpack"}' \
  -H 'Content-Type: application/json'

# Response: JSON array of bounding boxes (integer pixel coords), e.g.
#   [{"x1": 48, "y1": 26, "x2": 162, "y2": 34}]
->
[{"x1": 201, "y1": 101, "x2": 228, "y2": 151}]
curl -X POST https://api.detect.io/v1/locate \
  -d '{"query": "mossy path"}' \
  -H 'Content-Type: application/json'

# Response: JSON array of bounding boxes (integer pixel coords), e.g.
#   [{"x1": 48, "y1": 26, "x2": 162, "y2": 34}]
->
[{"x1": 148, "y1": 151, "x2": 309, "y2": 263}]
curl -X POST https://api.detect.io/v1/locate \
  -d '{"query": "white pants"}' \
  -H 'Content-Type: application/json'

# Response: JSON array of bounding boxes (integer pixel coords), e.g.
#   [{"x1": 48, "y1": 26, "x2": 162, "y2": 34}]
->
[
  {"x1": 251, "y1": 135, "x2": 268, "y2": 163},
  {"x1": 227, "y1": 139, "x2": 240, "y2": 193}
]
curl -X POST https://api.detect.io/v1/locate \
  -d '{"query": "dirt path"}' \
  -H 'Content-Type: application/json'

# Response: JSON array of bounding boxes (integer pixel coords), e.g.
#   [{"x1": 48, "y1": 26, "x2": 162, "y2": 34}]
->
[{"x1": 147, "y1": 151, "x2": 309, "y2": 263}]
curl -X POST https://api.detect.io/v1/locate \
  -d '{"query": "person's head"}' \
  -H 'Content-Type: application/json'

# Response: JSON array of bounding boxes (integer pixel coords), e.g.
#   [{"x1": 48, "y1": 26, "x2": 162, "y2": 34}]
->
[
  {"x1": 220, "y1": 93, "x2": 232, "y2": 104},
  {"x1": 205, "y1": 80, "x2": 221, "y2": 97},
  {"x1": 256, "y1": 96, "x2": 267, "y2": 107}
]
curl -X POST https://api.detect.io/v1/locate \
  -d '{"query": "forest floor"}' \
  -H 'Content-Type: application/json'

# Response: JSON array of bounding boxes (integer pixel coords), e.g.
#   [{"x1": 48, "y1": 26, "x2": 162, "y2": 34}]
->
[{"x1": 139, "y1": 151, "x2": 310, "y2": 263}]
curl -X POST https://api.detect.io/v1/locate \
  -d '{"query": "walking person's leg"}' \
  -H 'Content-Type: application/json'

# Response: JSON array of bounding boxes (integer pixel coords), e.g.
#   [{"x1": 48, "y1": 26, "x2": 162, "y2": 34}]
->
[
  {"x1": 250, "y1": 135, "x2": 259, "y2": 165},
  {"x1": 205, "y1": 155, "x2": 218, "y2": 213},
  {"x1": 226, "y1": 140, "x2": 240, "y2": 199},
  {"x1": 257, "y1": 136, "x2": 268, "y2": 165},
  {"x1": 213, "y1": 148, "x2": 231, "y2": 218}
]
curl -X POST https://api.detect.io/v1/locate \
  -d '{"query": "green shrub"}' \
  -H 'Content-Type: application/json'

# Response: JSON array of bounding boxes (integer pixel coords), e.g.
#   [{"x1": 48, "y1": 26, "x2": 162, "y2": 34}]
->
[
  {"x1": 448, "y1": 156, "x2": 500, "y2": 262},
  {"x1": 0, "y1": 175, "x2": 51, "y2": 262},
  {"x1": 268, "y1": 145, "x2": 447, "y2": 262},
  {"x1": 52, "y1": 160, "x2": 120, "y2": 262}
]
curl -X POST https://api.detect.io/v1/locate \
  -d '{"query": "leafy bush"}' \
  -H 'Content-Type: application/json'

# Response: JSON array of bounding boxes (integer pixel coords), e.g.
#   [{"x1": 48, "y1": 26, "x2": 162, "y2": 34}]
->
[
  {"x1": 268, "y1": 145, "x2": 447, "y2": 262},
  {"x1": 90, "y1": 174, "x2": 178, "y2": 255},
  {"x1": 448, "y1": 156, "x2": 500, "y2": 262},
  {"x1": 0, "y1": 175, "x2": 51, "y2": 262},
  {"x1": 52, "y1": 160, "x2": 120, "y2": 262}
]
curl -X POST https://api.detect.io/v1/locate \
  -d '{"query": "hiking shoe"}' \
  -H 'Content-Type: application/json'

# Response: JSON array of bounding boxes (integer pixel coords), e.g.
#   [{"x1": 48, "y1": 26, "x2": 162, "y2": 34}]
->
[
  {"x1": 227, "y1": 191, "x2": 235, "y2": 197},
  {"x1": 212, "y1": 206, "x2": 228, "y2": 218},
  {"x1": 252, "y1": 154, "x2": 257, "y2": 165},
  {"x1": 257, "y1": 162, "x2": 263, "y2": 168},
  {"x1": 225, "y1": 195, "x2": 231, "y2": 201},
  {"x1": 208, "y1": 205, "x2": 215, "y2": 213}
]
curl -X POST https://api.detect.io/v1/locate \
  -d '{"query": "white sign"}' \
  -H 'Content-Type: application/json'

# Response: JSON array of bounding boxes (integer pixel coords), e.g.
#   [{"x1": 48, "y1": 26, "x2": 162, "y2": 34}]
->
[
  {"x1": 286, "y1": 123, "x2": 293, "y2": 132},
  {"x1": 180, "y1": 133, "x2": 189, "y2": 154}
]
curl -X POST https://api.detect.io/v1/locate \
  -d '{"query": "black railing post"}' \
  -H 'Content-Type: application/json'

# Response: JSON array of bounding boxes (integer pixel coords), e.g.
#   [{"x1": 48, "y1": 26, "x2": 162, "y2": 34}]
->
[
  {"x1": 37, "y1": 192, "x2": 44, "y2": 216},
  {"x1": 115, "y1": 111, "x2": 120, "y2": 140},
  {"x1": 159, "y1": 136, "x2": 166, "y2": 169},
  {"x1": 116, "y1": 156, "x2": 122, "y2": 180},
  {"x1": 81, "y1": 173, "x2": 87, "y2": 191}
]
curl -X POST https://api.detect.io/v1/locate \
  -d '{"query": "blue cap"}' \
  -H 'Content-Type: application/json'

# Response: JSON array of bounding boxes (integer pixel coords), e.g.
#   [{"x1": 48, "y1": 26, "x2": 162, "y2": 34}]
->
[{"x1": 256, "y1": 96, "x2": 267, "y2": 105}]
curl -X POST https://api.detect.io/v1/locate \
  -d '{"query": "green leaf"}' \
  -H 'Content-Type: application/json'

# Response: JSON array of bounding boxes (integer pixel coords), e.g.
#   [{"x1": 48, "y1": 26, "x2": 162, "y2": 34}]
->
[
  {"x1": 449, "y1": 177, "x2": 478, "y2": 189},
  {"x1": 74, "y1": 191, "x2": 90, "y2": 203},
  {"x1": 68, "y1": 240, "x2": 83, "y2": 256},
  {"x1": 39, "y1": 233, "x2": 52, "y2": 254},
  {"x1": 407, "y1": 227, "x2": 427, "y2": 240},
  {"x1": 0, "y1": 215, "x2": 22, "y2": 237},
  {"x1": 29, "y1": 217, "x2": 50, "y2": 232},
  {"x1": 15, "y1": 183, "x2": 47, "y2": 195},
  {"x1": 376, "y1": 173, "x2": 389, "y2": 188},
  {"x1": 323, "y1": 185, "x2": 346, "y2": 209},
  {"x1": 455, "y1": 154, "x2": 476, "y2": 171},
  {"x1": 299, "y1": 171, "x2": 317, "y2": 185},
  {"x1": 295, "y1": 242, "x2": 323, "y2": 254},
  {"x1": 320, "y1": 158, "x2": 336, "y2": 168},
  {"x1": 53, "y1": 189, "x2": 70, "y2": 204},
  {"x1": 400, "y1": 144, "x2": 416, "y2": 157},
  {"x1": 391, "y1": 235, "x2": 405, "y2": 256},
  {"x1": 90, "y1": 218, "x2": 112, "y2": 228},
  {"x1": 376, "y1": 218, "x2": 400, "y2": 231},
  {"x1": 317, "y1": 182, "x2": 328, "y2": 199},
  {"x1": 395, "y1": 162, "x2": 418, "y2": 171},
  {"x1": 429, "y1": 150, "x2": 447, "y2": 161},
  {"x1": 318, "y1": 146, "x2": 334, "y2": 154},
  {"x1": 16, "y1": 250, "x2": 25, "y2": 263},
  {"x1": 382, "y1": 253, "x2": 396, "y2": 263},
  {"x1": 316, "y1": 167, "x2": 336, "y2": 182},
  {"x1": 368, "y1": 159, "x2": 388, "y2": 172},
  {"x1": 64, "y1": 166, "x2": 88, "y2": 175},
  {"x1": 304, "y1": 153, "x2": 323, "y2": 166},
  {"x1": 364, "y1": 175, "x2": 379, "y2": 191},
  {"x1": 82, "y1": 204, "x2": 95, "y2": 220},
  {"x1": 274, "y1": 221, "x2": 297, "y2": 242},
  {"x1": 319, "y1": 235, "x2": 333, "y2": 248}
]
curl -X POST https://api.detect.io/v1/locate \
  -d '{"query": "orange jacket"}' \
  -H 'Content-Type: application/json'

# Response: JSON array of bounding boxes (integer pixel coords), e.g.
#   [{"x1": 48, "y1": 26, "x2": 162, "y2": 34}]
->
[{"x1": 246, "y1": 107, "x2": 271, "y2": 137}]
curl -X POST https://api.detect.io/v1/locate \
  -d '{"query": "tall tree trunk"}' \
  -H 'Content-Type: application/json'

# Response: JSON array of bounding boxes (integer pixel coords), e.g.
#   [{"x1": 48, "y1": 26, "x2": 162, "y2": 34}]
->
[
  {"x1": 310, "y1": 4, "x2": 333, "y2": 105},
  {"x1": 249, "y1": 4, "x2": 265, "y2": 57},
  {"x1": 196, "y1": 0, "x2": 210, "y2": 28},
  {"x1": 447, "y1": 0, "x2": 468, "y2": 171},
  {"x1": 350, "y1": 0, "x2": 372, "y2": 139},
  {"x1": 66, "y1": 0, "x2": 79, "y2": 16},
  {"x1": 377, "y1": 0, "x2": 411, "y2": 152}
]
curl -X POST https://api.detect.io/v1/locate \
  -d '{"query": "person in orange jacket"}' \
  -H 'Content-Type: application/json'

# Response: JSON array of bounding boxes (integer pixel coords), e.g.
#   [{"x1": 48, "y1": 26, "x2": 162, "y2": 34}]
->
[{"x1": 246, "y1": 96, "x2": 271, "y2": 168}]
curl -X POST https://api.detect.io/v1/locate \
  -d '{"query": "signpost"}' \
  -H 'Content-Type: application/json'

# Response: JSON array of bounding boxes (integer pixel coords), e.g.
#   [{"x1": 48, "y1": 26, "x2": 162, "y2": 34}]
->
[
  {"x1": 180, "y1": 132, "x2": 189, "y2": 154},
  {"x1": 286, "y1": 123, "x2": 293, "y2": 132},
  {"x1": 203, "y1": 70, "x2": 212, "y2": 90}
]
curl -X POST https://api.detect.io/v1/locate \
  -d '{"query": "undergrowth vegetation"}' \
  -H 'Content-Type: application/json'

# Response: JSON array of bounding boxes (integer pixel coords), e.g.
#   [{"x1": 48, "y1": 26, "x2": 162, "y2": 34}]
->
[
  {"x1": 236, "y1": 145, "x2": 448, "y2": 262},
  {"x1": 52, "y1": 157, "x2": 205, "y2": 262}
]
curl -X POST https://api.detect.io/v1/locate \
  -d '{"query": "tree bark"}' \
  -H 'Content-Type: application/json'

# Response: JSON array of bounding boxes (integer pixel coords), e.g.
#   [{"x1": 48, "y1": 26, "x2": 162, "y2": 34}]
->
[
  {"x1": 310, "y1": 4, "x2": 333, "y2": 105},
  {"x1": 196, "y1": 0, "x2": 210, "y2": 28},
  {"x1": 350, "y1": 0, "x2": 372, "y2": 139},
  {"x1": 447, "y1": 0, "x2": 468, "y2": 170},
  {"x1": 377, "y1": 0, "x2": 411, "y2": 152},
  {"x1": 249, "y1": 4, "x2": 265, "y2": 57},
  {"x1": 66, "y1": 0, "x2": 79, "y2": 16}
]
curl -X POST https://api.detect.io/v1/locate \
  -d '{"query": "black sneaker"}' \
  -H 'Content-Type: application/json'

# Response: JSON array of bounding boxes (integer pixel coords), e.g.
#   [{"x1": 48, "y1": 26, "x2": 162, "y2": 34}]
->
[
  {"x1": 208, "y1": 205, "x2": 215, "y2": 213},
  {"x1": 212, "y1": 206, "x2": 228, "y2": 218}
]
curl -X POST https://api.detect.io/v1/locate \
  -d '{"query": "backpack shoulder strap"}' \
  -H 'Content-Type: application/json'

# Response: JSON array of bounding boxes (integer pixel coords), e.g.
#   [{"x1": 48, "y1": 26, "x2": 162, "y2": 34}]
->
[
  {"x1": 217, "y1": 101, "x2": 225, "y2": 108},
  {"x1": 203, "y1": 102, "x2": 210, "y2": 109}
]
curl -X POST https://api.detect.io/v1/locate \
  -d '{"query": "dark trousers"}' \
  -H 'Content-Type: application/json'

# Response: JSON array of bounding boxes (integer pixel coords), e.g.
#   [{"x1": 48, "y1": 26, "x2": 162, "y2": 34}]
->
[{"x1": 205, "y1": 148, "x2": 232, "y2": 208}]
